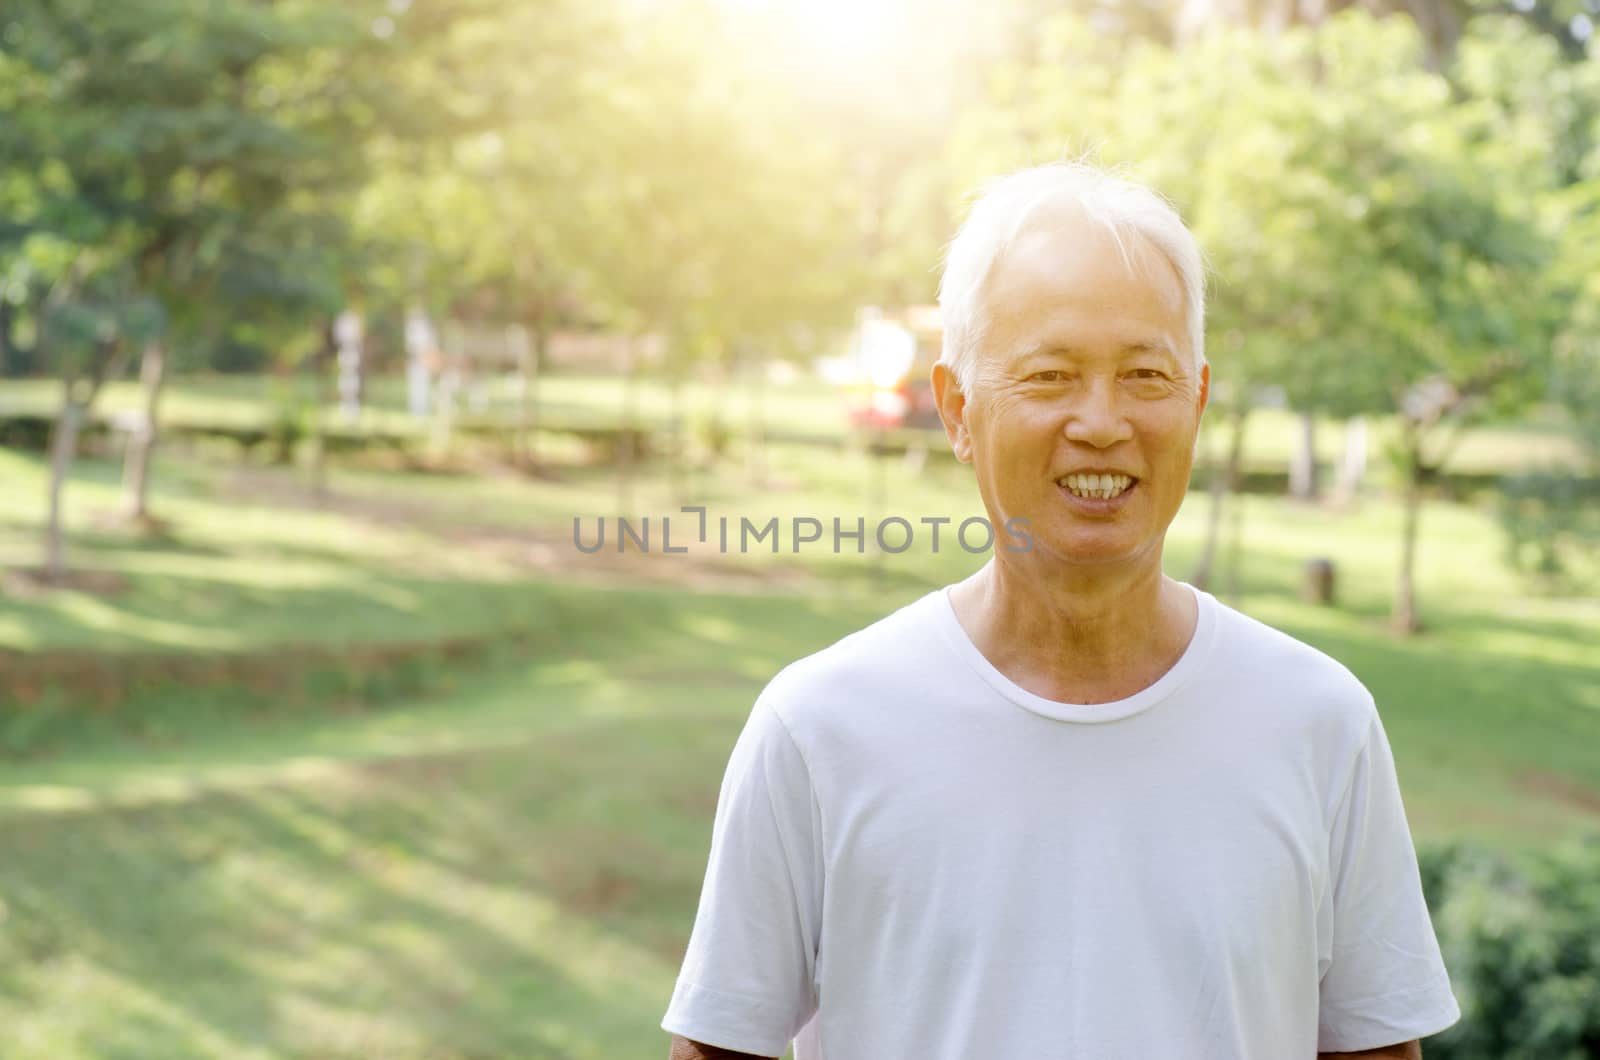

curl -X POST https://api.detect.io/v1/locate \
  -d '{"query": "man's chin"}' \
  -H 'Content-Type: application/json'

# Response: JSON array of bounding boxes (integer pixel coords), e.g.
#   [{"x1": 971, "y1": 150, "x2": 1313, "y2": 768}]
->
[{"x1": 1009, "y1": 536, "x2": 1151, "y2": 570}]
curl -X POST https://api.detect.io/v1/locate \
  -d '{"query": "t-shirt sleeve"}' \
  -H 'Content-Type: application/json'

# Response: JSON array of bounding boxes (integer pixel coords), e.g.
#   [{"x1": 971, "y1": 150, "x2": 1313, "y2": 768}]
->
[
  {"x1": 1317, "y1": 707, "x2": 1461, "y2": 1052},
  {"x1": 662, "y1": 695, "x2": 823, "y2": 1056}
]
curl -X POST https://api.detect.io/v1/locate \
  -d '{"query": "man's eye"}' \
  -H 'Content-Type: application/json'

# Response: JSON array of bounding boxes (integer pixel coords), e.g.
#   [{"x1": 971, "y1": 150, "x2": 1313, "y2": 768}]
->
[
  {"x1": 1128, "y1": 369, "x2": 1168, "y2": 380},
  {"x1": 1029, "y1": 371, "x2": 1065, "y2": 382}
]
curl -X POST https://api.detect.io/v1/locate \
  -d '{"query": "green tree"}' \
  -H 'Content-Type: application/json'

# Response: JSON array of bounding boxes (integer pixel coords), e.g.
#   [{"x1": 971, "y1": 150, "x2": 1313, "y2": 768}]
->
[
  {"x1": 1356, "y1": 18, "x2": 1571, "y2": 631},
  {"x1": 1, "y1": 0, "x2": 412, "y2": 548}
]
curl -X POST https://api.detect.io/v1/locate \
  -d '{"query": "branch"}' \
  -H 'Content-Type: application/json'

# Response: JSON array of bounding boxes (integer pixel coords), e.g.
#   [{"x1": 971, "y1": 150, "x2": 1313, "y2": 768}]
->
[
  {"x1": 1404, "y1": 351, "x2": 1525, "y2": 470},
  {"x1": 74, "y1": 333, "x2": 130, "y2": 410}
]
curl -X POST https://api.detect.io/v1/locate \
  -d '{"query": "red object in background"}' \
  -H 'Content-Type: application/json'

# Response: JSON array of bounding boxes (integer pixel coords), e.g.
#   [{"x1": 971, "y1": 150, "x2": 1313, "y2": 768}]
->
[
  {"x1": 842, "y1": 305, "x2": 944, "y2": 431},
  {"x1": 847, "y1": 384, "x2": 911, "y2": 429}
]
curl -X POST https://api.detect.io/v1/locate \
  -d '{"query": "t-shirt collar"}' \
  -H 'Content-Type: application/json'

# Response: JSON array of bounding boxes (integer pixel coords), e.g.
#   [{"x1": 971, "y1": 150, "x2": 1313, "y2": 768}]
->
[{"x1": 931, "y1": 580, "x2": 1216, "y2": 724}]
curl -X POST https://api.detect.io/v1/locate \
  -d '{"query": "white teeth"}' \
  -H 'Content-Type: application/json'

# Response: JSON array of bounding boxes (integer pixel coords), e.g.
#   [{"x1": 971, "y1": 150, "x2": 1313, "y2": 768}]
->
[{"x1": 1057, "y1": 473, "x2": 1134, "y2": 500}]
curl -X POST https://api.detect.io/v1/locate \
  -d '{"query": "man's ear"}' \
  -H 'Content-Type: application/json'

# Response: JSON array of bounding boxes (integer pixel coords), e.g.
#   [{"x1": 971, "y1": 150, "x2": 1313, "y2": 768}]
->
[
  {"x1": 1197, "y1": 361, "x2": 1210, "y2": 419},
  {"x1": 931, "y1": 361, "x2": 973, "y2": 464}
]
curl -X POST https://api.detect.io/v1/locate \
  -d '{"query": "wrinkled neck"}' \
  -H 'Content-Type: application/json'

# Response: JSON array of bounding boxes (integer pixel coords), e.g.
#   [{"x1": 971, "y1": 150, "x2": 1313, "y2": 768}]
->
[{"x1": 948, "y1": 558, "x2": 1197, "y2": 704}]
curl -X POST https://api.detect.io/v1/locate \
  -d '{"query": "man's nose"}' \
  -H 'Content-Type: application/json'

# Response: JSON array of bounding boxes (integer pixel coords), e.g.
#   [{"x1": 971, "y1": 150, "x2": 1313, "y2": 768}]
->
[{"x1": 1063, "y1": 379, "x2": 1133, "y2": 448}]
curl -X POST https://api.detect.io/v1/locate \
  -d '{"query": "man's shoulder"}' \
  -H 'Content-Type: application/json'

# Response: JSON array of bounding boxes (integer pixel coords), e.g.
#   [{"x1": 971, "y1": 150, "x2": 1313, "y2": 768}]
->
[
  {"x1": 757, "y1": 588, "x2": 948, "y2": 726},
  {"x1": 1201, "y1": 591, "x2": 1377, "y2": 727}
]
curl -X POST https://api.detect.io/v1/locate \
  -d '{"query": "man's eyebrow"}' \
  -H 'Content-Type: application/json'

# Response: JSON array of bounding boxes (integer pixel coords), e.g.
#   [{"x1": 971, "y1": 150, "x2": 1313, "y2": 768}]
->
[{"x1": 1017, "y1": 341, "x2": 1181, "y2": 360}]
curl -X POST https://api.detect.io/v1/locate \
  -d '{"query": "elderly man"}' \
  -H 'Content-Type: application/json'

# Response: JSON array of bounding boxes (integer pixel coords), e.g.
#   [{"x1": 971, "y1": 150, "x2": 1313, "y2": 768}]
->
[{"x1": 662, "y1": 162, "x2": 1459, "y2": 1059}]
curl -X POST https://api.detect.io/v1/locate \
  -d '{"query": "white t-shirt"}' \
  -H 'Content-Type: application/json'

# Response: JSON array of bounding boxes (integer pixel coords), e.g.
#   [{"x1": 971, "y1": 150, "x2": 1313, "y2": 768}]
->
[{"x1": 662, "y1": 583, "x2": 1460, "y2": 1058}]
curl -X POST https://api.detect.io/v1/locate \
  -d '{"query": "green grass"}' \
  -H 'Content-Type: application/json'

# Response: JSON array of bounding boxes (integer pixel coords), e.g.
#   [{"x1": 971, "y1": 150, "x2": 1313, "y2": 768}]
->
[
  {"x1": 0, "y1": 573, "x2": 1594, "y2": 1057},
  {"x1": 0, "y1": 449, "x2": 540, "y2": 653},
  {"x1": 0, "y1": 410, "x2": 1596, "y2": 1057},
  {"x1": 0, "y1": 585, "x2": 872, "y2": 1059},
  {"x1": 3, "y1": 432, "x2": 1597, "y2": 833}
]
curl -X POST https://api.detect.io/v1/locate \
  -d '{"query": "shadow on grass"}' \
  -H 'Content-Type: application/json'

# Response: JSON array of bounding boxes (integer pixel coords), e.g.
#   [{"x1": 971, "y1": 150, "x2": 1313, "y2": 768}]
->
[
  {"x1": 0, "y1": 773, "x2": 617, "y2": 1059},
  {"x1": 0, "y1": 580, "x2": 876, "y2": 768},
  {"x1": 0, "y1": 572, "x2": 1595, "y2": 1056},
  {"x1": 0, "y1": 607, "x2": 833, "y2": 1060},
  {"x1": 0, "y1": 565, "x2": 560, "y2": 660}
]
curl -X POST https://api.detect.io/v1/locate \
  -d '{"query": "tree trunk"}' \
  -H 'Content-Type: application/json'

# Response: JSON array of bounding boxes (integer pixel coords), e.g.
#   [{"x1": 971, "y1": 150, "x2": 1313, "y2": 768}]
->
[
  {"x1": 1289, "y1": 409, "x2": 1318, "y2": 500},
  {"x1": 43, "y1": 334, "x2": 128, "y2": 581},
  {"x1": 668, "y1": 373, "x2": 685, "y2": 504},
  {"x1": 511, "y1": 320, "x2": 543, "y2": 473},
  {"x1": 1393, "y1": 426, "x2": 1424, "y2": 634},
  {"x1": 1333, "y1": 415, "x2": 1367, "y2": 506},
  {"x1": 120, "y1": 339, "x2": 167, "y2": 522},
  {"x1": 531, "y1": 323, "x2": 548, "y2": 470},
  {"x1": 1193, "y1": 407, "x2": 1248, "y2": 590},
  {"x1": 0, "y1": 300, "x2": 12, "y2": 378},
  {"x1": 335, "y1": 310, "x2": 364, "y2": 423},
  {"x1": 405, "y1": 306, "x2": 435, "y2": 417},
  {"x1": 708, "y1": 357, "x2": 730, "y2": 464},
  {"x1": 617, "y1": 337, "x2": 637, "y2": 516},
  {"x1": 746, "y1": 347, "x2": 767, "y2": 487},
  {"x1": 310, "y1": 324, "x2": 334, "y2": 501},
  {"x1": 45, "y1": 395, "x2": 83, "y2": 582},
  {"x1": 1225, "y1": 464, "x2": 1245, "y2": 605},
  {"x1": 430, "y1": 319, "x2": 464, "y2": 456}
]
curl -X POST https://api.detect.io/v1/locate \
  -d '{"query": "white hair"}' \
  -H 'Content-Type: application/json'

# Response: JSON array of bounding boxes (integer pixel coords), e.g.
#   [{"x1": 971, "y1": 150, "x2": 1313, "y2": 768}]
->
[{"x1": 936, "y1": 161, "x2": 1207, "y2": 395}]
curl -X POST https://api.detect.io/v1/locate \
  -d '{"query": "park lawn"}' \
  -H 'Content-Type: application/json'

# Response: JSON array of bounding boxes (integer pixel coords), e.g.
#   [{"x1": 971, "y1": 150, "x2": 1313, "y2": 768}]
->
[
  {"x1": 0, "y1": 583, "x2": 871, "y2": 1060},
  {"x1": 0, "y1": 429, "x2": 1597, "y2": 1057},
  {"x1": 0, "y1": 431, "x2": 1017, "y2": 657},
  {"x1": 2, "y1": 433, "x2": 1598, "y2": 828},
  {"x1": 0, "y1": 572, "x2": 1595, "y2": 1059},
  {"x1": 0, "y1": 571, "x2": 1595, "y2": 1060},
  {"x1": 0, "y1": 448, "x2": 544, "y2": 654}
]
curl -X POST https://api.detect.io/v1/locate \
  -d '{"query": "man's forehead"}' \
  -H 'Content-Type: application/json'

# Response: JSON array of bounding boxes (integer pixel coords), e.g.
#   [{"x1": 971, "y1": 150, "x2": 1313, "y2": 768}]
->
[
  {"x1": 977, "y1": 221, "x2": 1189, "y2": 352},
  {"x1": 993, "y1": 219, "x2": 1182, "y2": 308}
]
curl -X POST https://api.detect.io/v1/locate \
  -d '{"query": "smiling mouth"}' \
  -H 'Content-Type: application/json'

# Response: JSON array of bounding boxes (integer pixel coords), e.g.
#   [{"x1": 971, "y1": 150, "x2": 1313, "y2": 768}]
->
[{"x1": 1056, "y1": 473, "x2": 1137, "y2": 500}]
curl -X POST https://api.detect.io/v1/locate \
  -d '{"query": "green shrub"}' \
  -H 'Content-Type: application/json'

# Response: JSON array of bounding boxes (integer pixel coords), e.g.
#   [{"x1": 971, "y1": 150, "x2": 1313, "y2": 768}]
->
[
  {"x1": 266, "y1": 381, "x2": 309, "y2": 465},
  {"x1": 1421, "y1": 836, "x2": 1600, "y2": 1059}
]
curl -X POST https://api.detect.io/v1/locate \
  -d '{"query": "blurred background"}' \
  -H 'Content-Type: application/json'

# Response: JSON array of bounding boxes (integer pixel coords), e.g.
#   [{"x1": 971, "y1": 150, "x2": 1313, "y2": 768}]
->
[{"x1": 1, "y1": 0, "x2": 1598, "y2": 1056}]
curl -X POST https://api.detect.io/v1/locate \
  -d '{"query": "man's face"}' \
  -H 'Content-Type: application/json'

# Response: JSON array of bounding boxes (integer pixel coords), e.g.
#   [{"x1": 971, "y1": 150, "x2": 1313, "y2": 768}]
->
[{"x1": 934, "y1": 216, "x2": 1209, "y2": 574}]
